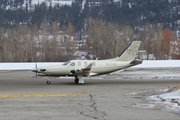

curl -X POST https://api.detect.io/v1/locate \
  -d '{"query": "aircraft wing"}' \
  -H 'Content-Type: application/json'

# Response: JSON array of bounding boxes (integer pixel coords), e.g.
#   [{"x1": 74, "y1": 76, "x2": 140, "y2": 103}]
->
[
  {"x1": 73, "y1": 63, "x2": 93, "y2": 77},
  {"x1": 81, "y1": 63, "x2": 93, "y2": 71}
]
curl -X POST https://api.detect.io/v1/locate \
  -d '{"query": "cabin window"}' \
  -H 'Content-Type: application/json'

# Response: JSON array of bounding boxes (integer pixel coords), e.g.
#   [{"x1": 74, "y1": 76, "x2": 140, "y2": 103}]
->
[
  {"x1": 93, "y1": 62, "x2": 96, "y2": 66},
  {"x1": 78, "y1": 62, "x2": 81, "y2": 66},
  {"x1": 70, "y1": 62, "x2": 75, "y2": 66},
  {"x1": 84, "y1": 62, "x2": 87, "y2": 66}
]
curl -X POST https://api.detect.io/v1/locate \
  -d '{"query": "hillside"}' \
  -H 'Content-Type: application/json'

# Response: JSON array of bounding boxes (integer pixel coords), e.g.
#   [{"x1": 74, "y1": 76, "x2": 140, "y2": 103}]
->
[{"x1": 0, "y1": 0, "x2": 179, "y2": 31}]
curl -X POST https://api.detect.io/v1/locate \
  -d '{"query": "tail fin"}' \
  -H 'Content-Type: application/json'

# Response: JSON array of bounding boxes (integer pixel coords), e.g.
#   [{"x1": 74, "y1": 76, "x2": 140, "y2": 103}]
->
[{"x1": 112, "y1": 41, "x2": 141, "y2": 61}]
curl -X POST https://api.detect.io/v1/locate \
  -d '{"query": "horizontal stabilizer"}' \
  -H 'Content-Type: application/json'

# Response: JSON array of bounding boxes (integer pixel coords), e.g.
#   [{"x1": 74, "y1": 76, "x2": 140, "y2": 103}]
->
[{"x1": 130, "y1": 59, "x2": 143, "y2": 67}]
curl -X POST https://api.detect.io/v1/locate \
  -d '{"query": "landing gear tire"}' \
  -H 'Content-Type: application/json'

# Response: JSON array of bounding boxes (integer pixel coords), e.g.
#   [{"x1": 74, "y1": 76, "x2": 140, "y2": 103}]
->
[
  {"x1": 74, "y1": 78, "x2": 79, "y2": 84},
  {"x1": 47, "y1": 80, "x2": 51, "y2": 85}
]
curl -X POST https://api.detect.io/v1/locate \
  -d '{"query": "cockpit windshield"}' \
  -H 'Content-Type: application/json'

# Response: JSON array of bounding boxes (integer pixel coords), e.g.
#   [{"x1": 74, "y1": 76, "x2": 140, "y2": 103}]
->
[{"x1": 62, "y1": 61, "x2": 71, "y2": 66}]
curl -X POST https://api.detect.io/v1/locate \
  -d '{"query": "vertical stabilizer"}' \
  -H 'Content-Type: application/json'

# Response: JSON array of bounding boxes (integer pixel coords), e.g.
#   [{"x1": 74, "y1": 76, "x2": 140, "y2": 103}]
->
[{"x1": 112, "y1": 41, "x2": 141, "y2": 61}]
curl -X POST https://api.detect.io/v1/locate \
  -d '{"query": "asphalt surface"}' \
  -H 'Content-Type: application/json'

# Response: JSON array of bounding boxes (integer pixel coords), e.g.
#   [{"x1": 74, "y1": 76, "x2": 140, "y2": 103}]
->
[{"x1": 0, "y1": 70, "x2": 180, "y2": 120}]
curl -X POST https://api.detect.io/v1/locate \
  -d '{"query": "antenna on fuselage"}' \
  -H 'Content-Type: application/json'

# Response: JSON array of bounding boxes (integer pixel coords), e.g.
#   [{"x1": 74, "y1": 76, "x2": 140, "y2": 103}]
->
[{"x1": 96, "y1": 57, "x2": 98, "y2": 60}]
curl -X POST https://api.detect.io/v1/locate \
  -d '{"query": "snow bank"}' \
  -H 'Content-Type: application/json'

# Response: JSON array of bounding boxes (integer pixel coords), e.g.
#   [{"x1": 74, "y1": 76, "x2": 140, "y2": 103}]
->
[
  {"x1": 130, "y1": 88, "x2": 180, "y2": 115},
  {"x1": 0, "y1": 62, "x2": 62, "y2": 70},
  {"x1": 133, "y1": 60, "x2": 180, "y2": 68},
  {"x1": 0, "y1": 60, "x2": 179, "y2": 70}
]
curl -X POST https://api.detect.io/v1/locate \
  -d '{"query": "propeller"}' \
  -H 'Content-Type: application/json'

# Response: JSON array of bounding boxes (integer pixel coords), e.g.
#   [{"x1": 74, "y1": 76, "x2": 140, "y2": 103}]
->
[
  {"x1": 35, "y1": 63, "x2": 38, "y2": 80},
  {"x1": 31, "y1": 63, "x2": 38, "y2": 80}
]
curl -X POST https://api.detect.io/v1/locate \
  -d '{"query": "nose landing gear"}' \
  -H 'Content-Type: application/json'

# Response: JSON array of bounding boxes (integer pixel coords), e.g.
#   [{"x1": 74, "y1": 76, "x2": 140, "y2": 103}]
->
[{"x1": 47, "y1": 79, "x2": 51, "y2": 85}]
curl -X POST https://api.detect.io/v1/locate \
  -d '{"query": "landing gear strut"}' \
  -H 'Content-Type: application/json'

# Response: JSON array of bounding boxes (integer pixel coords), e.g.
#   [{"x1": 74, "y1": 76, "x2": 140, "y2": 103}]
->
[
  {"x1": 74, "y1": 76, "x2": 84, "y2": 84},
  {"x1": 47, "y1": 79, "x2": 51, "y2": 85},
  {"x1": 74, "y1": 77, "x2": 79, "y2": 84}
]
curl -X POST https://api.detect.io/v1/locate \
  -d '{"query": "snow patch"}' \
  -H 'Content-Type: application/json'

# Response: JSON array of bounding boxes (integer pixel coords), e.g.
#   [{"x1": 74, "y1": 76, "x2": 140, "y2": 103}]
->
[{"x1": 130, "y1": 88, "x2": 180, "y2": 115}]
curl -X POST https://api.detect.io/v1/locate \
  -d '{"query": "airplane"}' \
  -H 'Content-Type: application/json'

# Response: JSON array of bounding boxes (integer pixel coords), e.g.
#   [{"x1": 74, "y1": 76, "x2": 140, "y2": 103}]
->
[{"x1": 31, "y1": 41, "x2": 142, "y2": 84}]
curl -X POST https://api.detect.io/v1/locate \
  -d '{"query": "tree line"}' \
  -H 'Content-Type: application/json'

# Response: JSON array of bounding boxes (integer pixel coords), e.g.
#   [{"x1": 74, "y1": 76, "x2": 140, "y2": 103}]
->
[{"x1": 0, "y1": 18, "x2": 179, "y2": 62}]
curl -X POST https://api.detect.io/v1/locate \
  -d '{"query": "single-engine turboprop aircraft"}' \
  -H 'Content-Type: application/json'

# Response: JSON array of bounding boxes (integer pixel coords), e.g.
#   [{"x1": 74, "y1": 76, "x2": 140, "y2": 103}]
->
[{"x1": 31, "y1": 41, "x2": 142, "y2": 84}]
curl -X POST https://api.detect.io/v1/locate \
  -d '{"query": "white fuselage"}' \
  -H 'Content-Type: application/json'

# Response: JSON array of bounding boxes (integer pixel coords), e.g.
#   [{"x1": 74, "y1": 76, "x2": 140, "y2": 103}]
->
[{"x1": 38, "y1": 60, "x2": 131, "y2": 77}]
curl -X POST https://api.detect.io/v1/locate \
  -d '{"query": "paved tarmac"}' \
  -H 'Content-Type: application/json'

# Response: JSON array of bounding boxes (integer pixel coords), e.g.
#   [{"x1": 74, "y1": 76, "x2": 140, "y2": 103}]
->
[{"x1": 0, "y1": 71, "x2": 180, "y2": 120}]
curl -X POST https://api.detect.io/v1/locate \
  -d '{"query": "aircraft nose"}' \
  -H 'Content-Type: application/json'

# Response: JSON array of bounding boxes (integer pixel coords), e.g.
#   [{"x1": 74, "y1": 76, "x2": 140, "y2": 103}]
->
[{"x1": 31, "y1": 68, "x2": 38, "y2": 72}]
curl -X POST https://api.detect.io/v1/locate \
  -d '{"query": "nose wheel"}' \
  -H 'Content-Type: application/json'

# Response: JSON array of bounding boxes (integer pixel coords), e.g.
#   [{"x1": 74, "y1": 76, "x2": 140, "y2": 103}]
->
[{"x1": 47, "y1": 80, "x2": 51, "y2": 85}]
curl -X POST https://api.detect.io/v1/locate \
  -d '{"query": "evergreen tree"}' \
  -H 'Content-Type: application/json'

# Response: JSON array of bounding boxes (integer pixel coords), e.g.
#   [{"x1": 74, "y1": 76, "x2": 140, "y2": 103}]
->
[{"x1": 0, "y1": 0, "x2": 179, "y2": 31}]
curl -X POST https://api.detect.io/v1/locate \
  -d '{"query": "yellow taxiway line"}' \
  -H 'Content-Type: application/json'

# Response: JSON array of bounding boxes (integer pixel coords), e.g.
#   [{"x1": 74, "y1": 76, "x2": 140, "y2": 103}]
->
[{"x1": 0, "y1": 93, "x2": 88, "y2": 98}]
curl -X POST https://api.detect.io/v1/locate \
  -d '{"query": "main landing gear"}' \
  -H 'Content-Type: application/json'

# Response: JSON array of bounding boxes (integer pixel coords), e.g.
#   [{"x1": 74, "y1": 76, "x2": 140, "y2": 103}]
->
[
  {"x1": 74, "y1": 76, "x2": 84, "y2": 84},
  {"x1": 74, "y1": 77, "x2": 79, "y2": 84}
]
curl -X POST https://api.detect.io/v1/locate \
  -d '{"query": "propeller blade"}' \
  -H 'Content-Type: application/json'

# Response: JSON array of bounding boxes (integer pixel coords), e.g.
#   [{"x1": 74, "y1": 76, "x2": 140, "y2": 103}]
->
[
  {"x1": 31, "y1": 63, "x2": 38, "y2": 80},
  {"x1": 35, "y1": 63, "x2": 37, "y2": 80}
]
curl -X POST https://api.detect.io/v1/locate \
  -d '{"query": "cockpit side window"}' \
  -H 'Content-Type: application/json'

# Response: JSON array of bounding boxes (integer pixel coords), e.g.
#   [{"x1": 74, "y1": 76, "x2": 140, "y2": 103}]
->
[
  {"x1": 63, "y1": 61, "x2": 70, "y2": 66},
  {"x1": 70, "y1": 62, "x2": 75, "y2": 66}
]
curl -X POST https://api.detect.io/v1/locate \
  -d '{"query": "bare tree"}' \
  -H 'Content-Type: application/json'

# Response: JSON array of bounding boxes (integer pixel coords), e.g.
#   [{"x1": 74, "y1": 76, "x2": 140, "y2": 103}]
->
[
  {"x1": 85, "y1": 18, "x2": 134, "y2": 59},
  {"x1": 39, "y1": 22, "x2": 50, "y2": 61},
  {"x1": 104, "y1": 23, "x2": 121, "y2": 58},
  {"x1": 7, "y1": 28, "x2": 22, "y2": 62},
  {"x1": 0, "y1": 27, "x2": 5, "y2": 62},
  {"x1": 85, "y1": 18, "x2": 110, "y2": 59},
  {"x1": 171, "y1": 38, "x2": 180, "y2": 59},
  {"x1": 30, "y1": 25, "x2": 40, "y2": 62},
  {"x1": 140, "y1": 25, "x2": 156, "y2": 60},
  {"x1": 62, "y1": 23, "x2": 77, "y2": 61},
  {"x1": 154, "y1": 25, "x2": 164, "y2": 60},
  {"x1": 16, "y1": 25, "x2": 34, "y2": 62},
  {"x1": 161, "y1": 28, "x2": 175, "y2": 59},
  {"x1": 49, "y1": 21, "x2": 61, "y2": 61}
]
